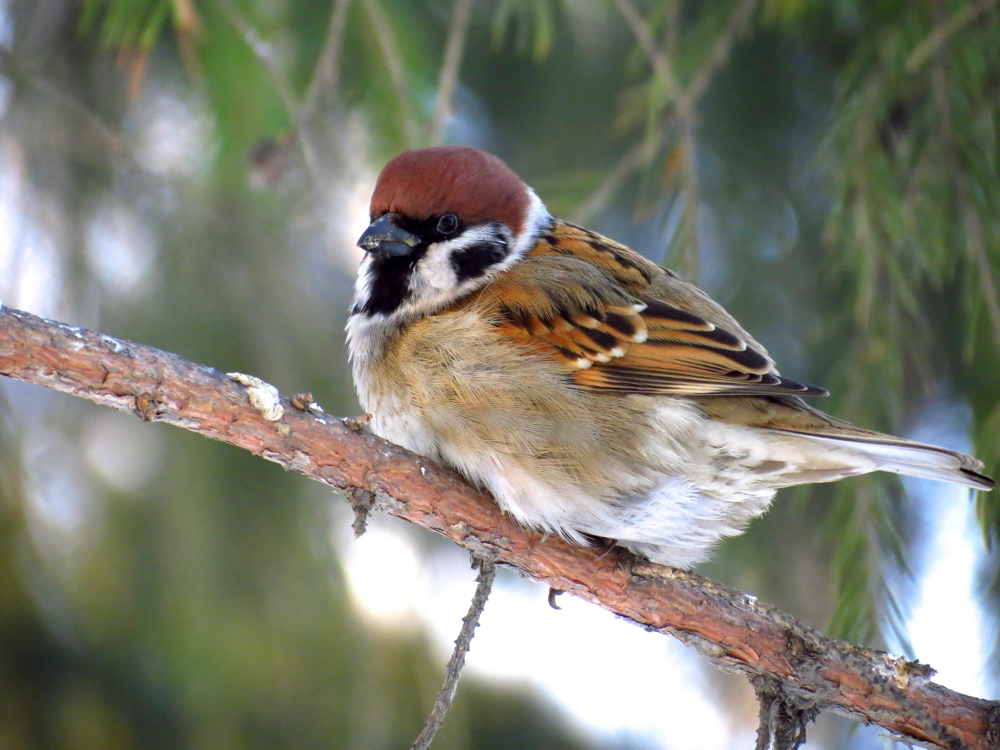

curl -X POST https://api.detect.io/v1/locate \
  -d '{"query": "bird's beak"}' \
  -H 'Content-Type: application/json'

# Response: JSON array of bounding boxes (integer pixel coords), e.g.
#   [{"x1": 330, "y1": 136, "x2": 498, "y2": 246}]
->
[{"x1": 356, "y1": 214, "x2": 421, "y2": 257}]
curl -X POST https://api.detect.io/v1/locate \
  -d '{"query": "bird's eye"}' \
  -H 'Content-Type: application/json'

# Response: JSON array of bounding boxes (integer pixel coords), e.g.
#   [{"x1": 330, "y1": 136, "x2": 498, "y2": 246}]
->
[{"x1": 437, "y1": 213, "x2": 459, "y2": 236}]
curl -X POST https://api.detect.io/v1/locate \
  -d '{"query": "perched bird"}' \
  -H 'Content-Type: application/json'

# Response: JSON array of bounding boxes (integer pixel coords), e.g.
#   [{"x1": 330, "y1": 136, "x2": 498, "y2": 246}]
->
[{"x1": 347, "y1": 145, "x2": 994, "y2": 568}]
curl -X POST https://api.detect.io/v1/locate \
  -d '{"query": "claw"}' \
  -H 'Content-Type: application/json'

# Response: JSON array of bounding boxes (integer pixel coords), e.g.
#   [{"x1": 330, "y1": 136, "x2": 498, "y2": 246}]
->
[{"x1": 548, "y1": 588, "x2": 563, "y2": 610}]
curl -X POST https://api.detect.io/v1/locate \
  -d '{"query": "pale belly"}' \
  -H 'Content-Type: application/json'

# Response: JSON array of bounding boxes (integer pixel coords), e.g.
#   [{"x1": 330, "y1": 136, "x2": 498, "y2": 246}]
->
[{"x1": 361, "y1": 378, "x2": 798, "y2": 567}]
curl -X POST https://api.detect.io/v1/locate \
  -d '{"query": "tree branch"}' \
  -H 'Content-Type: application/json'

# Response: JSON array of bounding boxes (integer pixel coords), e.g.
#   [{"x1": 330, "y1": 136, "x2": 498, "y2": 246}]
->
[{"x1": 1, "y1": 306, "x2": 998, "y2": 750}]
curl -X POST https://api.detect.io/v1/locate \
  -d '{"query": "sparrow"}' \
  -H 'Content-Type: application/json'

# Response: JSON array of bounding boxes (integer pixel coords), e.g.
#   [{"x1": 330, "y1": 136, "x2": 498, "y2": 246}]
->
[{"x1": 347, "y1": 145, "x2": 994, "y2": 568}]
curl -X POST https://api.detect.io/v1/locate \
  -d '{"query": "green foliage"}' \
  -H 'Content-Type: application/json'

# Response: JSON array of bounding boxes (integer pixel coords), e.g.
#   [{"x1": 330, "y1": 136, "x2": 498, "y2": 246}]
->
[
  {"x1": 491, "y1": 0, "x2": 556, "y2": 61},
  {"x1": 819, "y1": 0, "x2": 1000, "y2": 632},
  {"x1": 78, "y1": 0, "x2": 172, "y2": 51}
]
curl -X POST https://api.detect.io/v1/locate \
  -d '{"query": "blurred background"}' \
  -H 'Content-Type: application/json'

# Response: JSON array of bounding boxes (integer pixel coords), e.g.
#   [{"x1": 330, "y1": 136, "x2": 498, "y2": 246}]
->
[{"x1": 1, "y1": 0, "x2": 999, "y2": 748}]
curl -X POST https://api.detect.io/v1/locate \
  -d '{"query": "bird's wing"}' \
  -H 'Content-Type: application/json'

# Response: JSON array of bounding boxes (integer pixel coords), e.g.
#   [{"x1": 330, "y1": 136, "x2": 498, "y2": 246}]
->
[{"x1": 481, "y1": 237, "x2": 827, "y2": 398}]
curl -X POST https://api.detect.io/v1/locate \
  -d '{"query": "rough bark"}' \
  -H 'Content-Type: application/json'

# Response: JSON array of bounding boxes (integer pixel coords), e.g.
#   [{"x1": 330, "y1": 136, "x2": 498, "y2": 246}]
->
[{"x1": 1, "y1": 306, "x2": 998, "y2": 750}]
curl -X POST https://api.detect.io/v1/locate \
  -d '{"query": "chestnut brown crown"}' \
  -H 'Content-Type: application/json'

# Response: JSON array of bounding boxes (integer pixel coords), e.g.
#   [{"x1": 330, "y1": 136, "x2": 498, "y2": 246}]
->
[{"x1": 369, "y1": 146, "x2": 531, "y2": 235}]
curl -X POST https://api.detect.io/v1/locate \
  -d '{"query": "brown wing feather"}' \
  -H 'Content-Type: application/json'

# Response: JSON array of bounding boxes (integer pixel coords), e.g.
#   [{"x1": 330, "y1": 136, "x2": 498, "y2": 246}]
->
[{"x1": 479, "y1": 222, "x2": 828, "y2": 398}]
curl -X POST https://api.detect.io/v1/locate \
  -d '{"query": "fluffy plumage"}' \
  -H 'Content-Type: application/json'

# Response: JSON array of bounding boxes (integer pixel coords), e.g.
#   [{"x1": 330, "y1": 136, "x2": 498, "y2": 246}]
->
[{"x1": 347, "y1": 146, "x2": 993, "y2": 568}]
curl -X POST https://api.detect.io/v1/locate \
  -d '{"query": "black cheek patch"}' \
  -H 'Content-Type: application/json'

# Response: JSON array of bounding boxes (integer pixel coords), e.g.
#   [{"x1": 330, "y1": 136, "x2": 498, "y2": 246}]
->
[{"x1": 450, "y1": 240, "x2": 509, "y2": 283}]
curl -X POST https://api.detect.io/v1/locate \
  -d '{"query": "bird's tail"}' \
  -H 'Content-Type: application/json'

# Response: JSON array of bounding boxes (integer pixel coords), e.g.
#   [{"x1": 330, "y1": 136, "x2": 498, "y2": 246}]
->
[{"x1": 791, "y1": 432, "x2": 994, "y2": 491}]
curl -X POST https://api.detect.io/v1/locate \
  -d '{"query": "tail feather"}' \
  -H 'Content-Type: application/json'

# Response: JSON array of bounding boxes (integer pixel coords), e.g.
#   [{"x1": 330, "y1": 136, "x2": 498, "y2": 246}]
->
[
  {"x1": 695, "y1": 395, "x2": 994, "y2": 491},
  {"x1": 793, "y1": 433, "x2": 995, "y2": 491}
]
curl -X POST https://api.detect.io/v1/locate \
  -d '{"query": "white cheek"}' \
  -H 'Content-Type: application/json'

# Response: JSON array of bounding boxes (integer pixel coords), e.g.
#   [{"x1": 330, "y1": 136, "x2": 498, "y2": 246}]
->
[
  {"x1": 412, "y1": 243, "x2": 458, "y2": 294},
  {"x1": 407, "y1": 224, "x2": 508, "y2": 303}
]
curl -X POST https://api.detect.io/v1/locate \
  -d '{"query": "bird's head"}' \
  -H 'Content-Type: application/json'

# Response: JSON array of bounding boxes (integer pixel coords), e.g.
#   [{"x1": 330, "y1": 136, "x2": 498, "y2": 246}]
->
[{"x1": 351, "y1": 146, "x2": 551, "y2": 321}]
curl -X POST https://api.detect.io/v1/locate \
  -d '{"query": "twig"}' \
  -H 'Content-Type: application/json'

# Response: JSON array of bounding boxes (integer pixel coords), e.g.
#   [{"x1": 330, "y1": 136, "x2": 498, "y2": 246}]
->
[
  {"x1": 570, "y1": 133, "x2": 662, "y2": 225},
  {"x1": 926, "y1": 22, "x2": 1000, "y2": 356},
  {"x1": 0, "y1": 48, "x2": 134, "y2": 163},
  {"x1": 429, "y1": 0, "x2": 475, "y2": 146},
  {"x1": 754, "y1": 677, "x2": 779, "y2": 750},
  {"x1": 685, "y1": 0, "x2": 758, "y2": 103},
  {"x1": 751, "y1": 675, "x2": 818, "y2": 750},
  {"x1": 612, "y1": 0, "x2": 682, "y2": 96},
  {"x1": 213, "y1": 0, "x2": 321, "y2": 183},
  {"x1": 410, "y1": 558, "x2": 496, "y2": 750},
  {"x1": 299, "y1": 0, "x2": 353, "y2": 127},
  {"x1": 1, "y1": 306, "x2": 999, "y2": 750},
  {"x1": 966, "y1": 207, "x2": 1000, "y2": 353},
  {"x1": 214, "y1": 0, "x2": 299, "y2": 118},
  {"x1": 675, "y1": 124, "x2": 700, "y2": 278},
  {"x1": 906, "y1": 0, "x2": 1000, "y2": 73},
  {"x1": 362, "y1": 0, "x2": 417, "y2": 148},
  {"x1": 609, "y1": 0, "x2": 758, "y2": 279}
]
